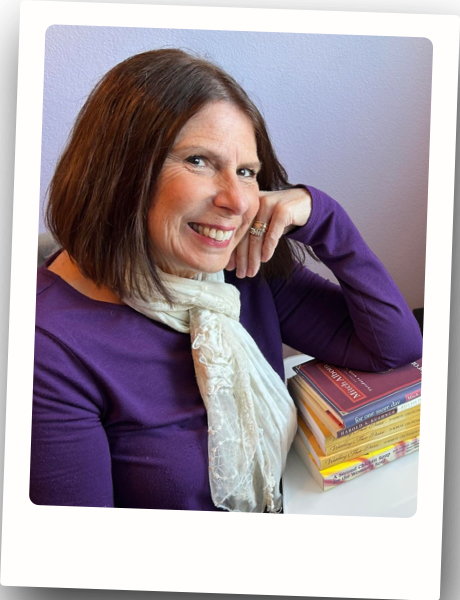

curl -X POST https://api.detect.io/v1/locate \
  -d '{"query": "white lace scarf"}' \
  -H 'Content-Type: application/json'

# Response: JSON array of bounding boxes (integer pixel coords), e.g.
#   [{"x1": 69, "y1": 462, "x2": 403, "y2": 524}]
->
[{"x1": 123, "y1": 270, "x2": 297, "y2": 513}]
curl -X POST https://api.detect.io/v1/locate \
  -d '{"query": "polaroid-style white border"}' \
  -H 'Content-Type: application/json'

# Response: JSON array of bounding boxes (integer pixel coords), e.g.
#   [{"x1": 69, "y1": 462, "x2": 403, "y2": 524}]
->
[{"x1": 1, "y1": 2, "x2": 458, "y2": 598}]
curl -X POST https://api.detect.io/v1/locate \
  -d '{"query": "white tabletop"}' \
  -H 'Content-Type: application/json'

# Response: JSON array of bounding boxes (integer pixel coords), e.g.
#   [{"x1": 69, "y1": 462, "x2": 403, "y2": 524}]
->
[
  {"x1": 282, "y1": 445, "x2": 419, "y2": 517},
  {"x1": 282, "y1": 354, "x2": 419, "y2": 517}
]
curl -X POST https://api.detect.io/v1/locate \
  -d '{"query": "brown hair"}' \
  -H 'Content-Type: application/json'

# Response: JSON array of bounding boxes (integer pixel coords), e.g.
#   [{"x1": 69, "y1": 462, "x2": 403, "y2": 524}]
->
[{"x1": 46, "y1": 48, "x2": 309, "y2": 300}]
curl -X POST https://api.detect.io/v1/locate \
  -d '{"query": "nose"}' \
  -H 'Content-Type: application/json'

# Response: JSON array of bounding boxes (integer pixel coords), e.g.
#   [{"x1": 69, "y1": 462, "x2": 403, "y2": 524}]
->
[{"x1": 213, "y1": 173, "x2": 249, "y2": 215}]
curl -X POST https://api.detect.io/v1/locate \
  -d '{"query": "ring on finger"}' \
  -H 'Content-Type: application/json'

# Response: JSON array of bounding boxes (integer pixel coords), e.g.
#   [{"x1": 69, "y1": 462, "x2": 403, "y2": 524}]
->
[{"x1": 249, "y1": 220, "x2": 269, "y2": 237}]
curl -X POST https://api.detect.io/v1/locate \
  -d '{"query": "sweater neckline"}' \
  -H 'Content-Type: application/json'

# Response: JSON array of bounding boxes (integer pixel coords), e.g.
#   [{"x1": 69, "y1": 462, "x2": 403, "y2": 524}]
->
[{"x1": 41, "y1": 251, "x2": 130, "y2": 311}]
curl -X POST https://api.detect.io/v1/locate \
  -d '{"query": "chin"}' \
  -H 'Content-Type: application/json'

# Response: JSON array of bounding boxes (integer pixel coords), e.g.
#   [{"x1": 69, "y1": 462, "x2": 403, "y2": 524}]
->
[
  {"x1": 188, "y1": 255, "x2": 232, "y2": 276},
  {"x1": 166, "y1": 261, "x2": 229, "y2": 279},
  {"x1": 195, "y1": 264, "x2": 227, "y2": 276},
  {"x1": 201, "y1": 268, "x2": 226, "y2": 276}
]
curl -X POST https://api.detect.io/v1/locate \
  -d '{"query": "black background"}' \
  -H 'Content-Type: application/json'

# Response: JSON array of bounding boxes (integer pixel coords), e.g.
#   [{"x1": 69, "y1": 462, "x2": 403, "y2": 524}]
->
[{"x1": 0, "y1": 0, "x2": 460, "y2": 600}]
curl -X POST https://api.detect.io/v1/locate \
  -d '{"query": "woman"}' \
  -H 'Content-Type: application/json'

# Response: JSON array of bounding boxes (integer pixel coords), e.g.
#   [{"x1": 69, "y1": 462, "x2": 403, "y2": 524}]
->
[{"x1": 31, "y1": 49, "x2": 423, "y2": 512}]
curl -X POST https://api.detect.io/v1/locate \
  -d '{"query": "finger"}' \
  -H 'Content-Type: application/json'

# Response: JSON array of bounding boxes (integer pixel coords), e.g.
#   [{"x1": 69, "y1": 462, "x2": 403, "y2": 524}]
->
[
  {"x1": 261, "y1": 207, "x2": 289, "y2": 263},
  {"x1": 225, "y1": 249, "x2": 237, "y2": 271},
  {"x1": 247, "y1": 220, "x2": 267, "y2": 277},
  {"x1": 247, "y1": 192, "x2": 275, "y2": 276},
  {"x1": 235, "y1": 232, "x2": 250, "y2": 278}
]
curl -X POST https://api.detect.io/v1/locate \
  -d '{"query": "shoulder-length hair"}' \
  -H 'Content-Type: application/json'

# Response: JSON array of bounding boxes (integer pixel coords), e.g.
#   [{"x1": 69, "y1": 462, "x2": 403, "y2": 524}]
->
[{"x1": 46, "y1": 48, "x2": 308, "y2": 301}]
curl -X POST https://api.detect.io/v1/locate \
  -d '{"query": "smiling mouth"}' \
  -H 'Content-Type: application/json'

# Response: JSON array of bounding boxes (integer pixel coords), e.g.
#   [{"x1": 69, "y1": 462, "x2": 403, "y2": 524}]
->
[{"x1": 189, "y1": 223, "x2": 234, "y2": 242}]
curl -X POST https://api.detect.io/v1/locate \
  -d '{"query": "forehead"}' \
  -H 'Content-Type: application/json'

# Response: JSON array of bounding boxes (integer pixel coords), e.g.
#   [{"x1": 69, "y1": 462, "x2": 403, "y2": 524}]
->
[{"x1": 173, "y1": 102, "x2": 258, "y2": 154}]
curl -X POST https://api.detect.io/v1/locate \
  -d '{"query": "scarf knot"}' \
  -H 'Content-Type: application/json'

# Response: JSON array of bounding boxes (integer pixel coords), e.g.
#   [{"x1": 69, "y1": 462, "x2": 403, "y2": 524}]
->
[{"x1": 124, "y1": 269, "x2": 297, "y2": 512}]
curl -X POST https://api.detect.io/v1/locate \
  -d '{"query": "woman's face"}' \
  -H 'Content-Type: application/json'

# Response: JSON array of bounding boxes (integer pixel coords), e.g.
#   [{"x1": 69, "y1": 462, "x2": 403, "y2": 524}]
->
[{"x1": 148, "y1": 101, "x2": 261, "y2": 278}]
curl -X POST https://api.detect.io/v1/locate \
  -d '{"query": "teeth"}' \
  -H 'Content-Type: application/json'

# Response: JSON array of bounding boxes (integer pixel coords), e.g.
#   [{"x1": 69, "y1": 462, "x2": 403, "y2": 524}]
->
[{"x1": 191, "y1": 224, "x2": 233, "y2": 242}]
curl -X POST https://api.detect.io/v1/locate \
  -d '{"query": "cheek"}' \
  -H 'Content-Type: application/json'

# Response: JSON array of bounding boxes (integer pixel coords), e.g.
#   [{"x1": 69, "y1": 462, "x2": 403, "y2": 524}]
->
[
  {"x1": 150, "y1": 167, "x2": 191, "y2": 221},
  {"x1": 147, "y1": 203, "x2": 160, "y2": 239},
  {"x1": 147, "y1": 202, "x2": 172, "y2": 252},
  {"x1": 148, "y1": 192, "x2": 182, "y2": 230}
]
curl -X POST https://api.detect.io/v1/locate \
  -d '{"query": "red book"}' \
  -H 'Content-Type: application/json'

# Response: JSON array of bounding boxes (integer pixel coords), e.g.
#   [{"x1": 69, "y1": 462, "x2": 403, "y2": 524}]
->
[{"x1": 293, "y1": 359, "x2": 422, "y2": 428}]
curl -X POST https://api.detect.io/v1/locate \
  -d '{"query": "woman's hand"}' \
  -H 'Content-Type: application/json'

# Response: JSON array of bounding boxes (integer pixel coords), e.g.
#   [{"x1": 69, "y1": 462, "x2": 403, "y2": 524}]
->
[{"x1": 226, "y1": 187, "x2": 312, "y2": 278}]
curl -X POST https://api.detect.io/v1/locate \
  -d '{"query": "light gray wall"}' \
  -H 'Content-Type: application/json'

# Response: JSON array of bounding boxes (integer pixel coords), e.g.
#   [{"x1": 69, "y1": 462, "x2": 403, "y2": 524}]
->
[{"x1": 39, "y1": 26, "x2": 432, "y2": 310}]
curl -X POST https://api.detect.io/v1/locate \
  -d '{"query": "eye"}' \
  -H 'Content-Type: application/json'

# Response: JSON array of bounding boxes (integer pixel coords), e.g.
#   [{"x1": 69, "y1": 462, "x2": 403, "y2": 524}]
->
[
  {"x1": 237, "y1": 167, "x2": 257, "y2": 178},
  {"x1": 185, "y1": 155, "x2": 206, "y2": 167}
]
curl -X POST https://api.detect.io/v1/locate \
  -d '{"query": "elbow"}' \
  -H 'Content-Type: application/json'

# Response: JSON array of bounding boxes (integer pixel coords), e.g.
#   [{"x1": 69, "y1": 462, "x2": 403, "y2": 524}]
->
[
  {"x1": 371, "y1": 308, "x2": 423, "y2": 372},
  {"x1": 372, "y1": 334, "x2": 423, "y2": 372}
]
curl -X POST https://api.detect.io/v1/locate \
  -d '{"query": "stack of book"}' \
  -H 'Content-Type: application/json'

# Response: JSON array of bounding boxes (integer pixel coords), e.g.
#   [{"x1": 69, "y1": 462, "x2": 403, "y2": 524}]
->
[{"x1": 287, "y1": 358, "x2": 422, "y2": 491}]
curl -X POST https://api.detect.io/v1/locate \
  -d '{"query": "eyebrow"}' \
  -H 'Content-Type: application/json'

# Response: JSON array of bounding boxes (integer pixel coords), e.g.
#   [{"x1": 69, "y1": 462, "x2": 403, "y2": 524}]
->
[{"x1": 172, "y1": 145, "x2": 262, "y2": 172}]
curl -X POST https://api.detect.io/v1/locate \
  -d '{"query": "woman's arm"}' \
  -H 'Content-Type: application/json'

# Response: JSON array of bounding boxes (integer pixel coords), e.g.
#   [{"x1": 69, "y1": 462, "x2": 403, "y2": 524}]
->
[
  {"x1": 31, "y1": 328, "x2": 114, "y2": 507},
  {"x1": 270, "y1": 186, "x2": 423, "y2": 371}
]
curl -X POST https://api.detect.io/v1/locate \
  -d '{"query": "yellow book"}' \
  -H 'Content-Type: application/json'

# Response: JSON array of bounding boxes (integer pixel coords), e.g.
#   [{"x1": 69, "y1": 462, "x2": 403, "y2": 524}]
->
[{"x1": 298, "y1": 416, "x2": 420, "y2": 470}]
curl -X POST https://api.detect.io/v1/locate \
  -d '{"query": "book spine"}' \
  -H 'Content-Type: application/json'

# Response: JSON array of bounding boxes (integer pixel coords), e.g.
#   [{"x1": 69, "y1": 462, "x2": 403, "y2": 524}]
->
[
  {"x1": 336, "y1": 396, "x2": 421, "y2": 437},
  {"x1": 295, "y1": 369, "x2": 421, "y2": 427},
  {"x1": 299, "y1": 423, "x2": 420, "y2": 470},
  {"x1": 294, "y1": 434, "x2": 420, "y2": 491}
]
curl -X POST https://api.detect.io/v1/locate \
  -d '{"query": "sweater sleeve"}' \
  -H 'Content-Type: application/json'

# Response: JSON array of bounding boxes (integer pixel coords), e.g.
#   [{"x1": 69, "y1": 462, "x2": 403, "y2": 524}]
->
[
  {"x1": 271, "y1": 185, "x2": 423, "y2": 371},
  {"x1": 30, "y1": 328, "x2": 114, "y2": 507}
]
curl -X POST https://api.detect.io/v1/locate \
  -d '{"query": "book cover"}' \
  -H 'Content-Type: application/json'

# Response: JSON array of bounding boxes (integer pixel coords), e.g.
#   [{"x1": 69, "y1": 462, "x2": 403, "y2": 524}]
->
[
  {"x1": 294, "y1": 434, "x2": 420, "y2": 491},
  {"x1": 293, "y1": 358, "x2": 422, "y2": 428},
  {"x1": 298, "y1": 415, "x2": 420, "y2": 470}
]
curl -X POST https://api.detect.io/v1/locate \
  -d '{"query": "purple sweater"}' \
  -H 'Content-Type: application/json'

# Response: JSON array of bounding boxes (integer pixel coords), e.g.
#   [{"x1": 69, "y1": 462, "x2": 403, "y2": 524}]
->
[{"x1": 30, "y1": 186, "x2": 422, "y2": 509}]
